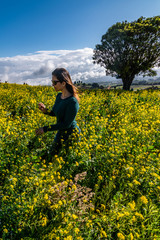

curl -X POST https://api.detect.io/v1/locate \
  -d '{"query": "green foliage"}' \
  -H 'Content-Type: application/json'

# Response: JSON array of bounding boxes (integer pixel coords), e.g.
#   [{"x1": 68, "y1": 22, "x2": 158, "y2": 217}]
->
[{"x1": 93, "y1": 16, "x2": 160, "y2": 90}]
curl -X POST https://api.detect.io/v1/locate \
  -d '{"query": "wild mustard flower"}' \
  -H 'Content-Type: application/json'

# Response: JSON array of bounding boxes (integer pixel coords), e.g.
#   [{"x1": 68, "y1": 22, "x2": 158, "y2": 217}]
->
[
  {"x1": 44, "y1": 194, "x2": 49, "y2": 200},
  {"x1": 86, "y1": 220, "x2": 93, "y2": 228},
  {"x1": 129, "y1": 233, "x2": 134, "y2": 240},
  {"x1": 128, "y1": 201, "x2": 136, "y2": 211},
  {"x1": 98, "y1": 175, "x2": 103, "y2": 180},
  {"x1": 1, "y1": 84, "x2": 160, "y2": 239},
  {"x1": 140, "y1": 196, "x2": 148, "y2": 204},
  {"x1": 58, "y1": 200, "x2": 63, "y2": 206},
  {"x1": 133, "y1": 179, "x2": 141, "y2": 185},
  {"x1": 72, "y1": 214, "x2": 78, "y2": 220},
  {"x1": 41, "y1": 217, "x2": 47, "y2": 226},
  {"x1": 117, "y1": 213, "x2": 124, "y2": 220},
  {"x1": 101, "y1": 204, "x2": 106, "y2": 210},
  {"x1": 64, "y1": 236, "x2": 73, "y2": 240},
  {"x1": 3, "y1": 228, "x2": 8, "y2": 234},
  {"x1": 117, "y1": 232, "x2": 125, "y2": 240},
  {"x1": 135, "y1": 212, "x2": 144, "y2": 220},
  {"x1": 72, "y1": 184, "x2": 77, "y2": 190},
  {"x1": 101, "y1": 228, "x2": 107, "y2": 238},
  {"x1": 74, "y1": 228, "x2": 80, "y2": 234},
  {"x1": 132, "y1": 216, "x2": 136, "y2": 222}
]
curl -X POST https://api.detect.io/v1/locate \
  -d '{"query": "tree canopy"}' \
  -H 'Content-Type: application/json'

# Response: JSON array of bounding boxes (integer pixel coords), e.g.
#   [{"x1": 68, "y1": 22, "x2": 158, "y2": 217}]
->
[{"x1": 93, "y1": 16, "x2": 160, "y2": 90}]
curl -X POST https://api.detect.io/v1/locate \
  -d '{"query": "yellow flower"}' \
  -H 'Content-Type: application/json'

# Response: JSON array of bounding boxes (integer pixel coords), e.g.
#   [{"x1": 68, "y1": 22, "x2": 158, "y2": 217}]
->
[
  {"x1": 64, "y1": 236, "x2": 73, "y2": 240},
  {"x1": 44, "y1": 194, "x2": 48, "y2": 200},
  {"x1": 3, "y1": 228, "x2": 8, "y2": 234},
  {"x1": 72, "y1": 214, "x2": 78, "y2": 220},
  {"x1": 53, "y1": 204, "x2": 58, "y2": 209},
  {"x1": 135, "y1": 212, "x2": 144, "y2": 220},
  {"x1": 133, "y1": 179, "x2": 141, "y2": 185},
  {"x1": 101, "y1": 229, "x2": 107, "y2": 238},
  {"x1": 2, "y1": 196, "x2": 8, "y2": 201},
  {"x1": 128, "y1": 167, "x2": 134, "y2": 175},
  {"x1": 102, "y1": 215, "x2": 107, "y2": 222},
  {"x1": 129, "y1": 233, "x2": 134, "y2": 240},
  {"x1": 117, "y1": 232, "x2": 125, "y2": 240},
  {"x1": 101, "y1": 204, "x2": 106, "y2": 210},
  {"x1": 86, "y1": 220, "x2": 93, "y2": 227},
  {"x1": 72, "y1": 184, "x2": 77, "y2": 190},
  {"x1": 140, "y1": 196, "x2": 148, "y2": 204},
  {"x1": 58, "y1": 200, "x2": 63, "y2": 206},
  {"x1": 74, "y1": 228, "x2": 80, "y2": 234},
  {"x1": 132, "y1": 216, "x2": 136, "y2": 222},
  {"x1": 117, "y1": 213, "x2": 123, "y2": 220},
  {"x1": 98, "y1": 175, "x2": 103, "y2": 180},
  {"x1": 128, "y1": 201, "x2": 136, "y2": 210}
]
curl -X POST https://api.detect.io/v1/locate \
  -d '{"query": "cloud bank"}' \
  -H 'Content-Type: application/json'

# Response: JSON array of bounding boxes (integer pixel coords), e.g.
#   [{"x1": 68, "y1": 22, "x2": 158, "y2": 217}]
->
[
  {"x1": 0, "y1": 48, "x2": 109, "y2": 85},
  {"x1": 0, "y1": 48, "x2": 159, "y2": 86}
]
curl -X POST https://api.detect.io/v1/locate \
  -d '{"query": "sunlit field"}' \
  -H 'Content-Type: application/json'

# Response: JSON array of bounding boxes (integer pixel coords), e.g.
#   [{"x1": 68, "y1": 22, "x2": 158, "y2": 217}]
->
[{"x1": 0, "y1": 83, "x2": 160, "y2": 240}]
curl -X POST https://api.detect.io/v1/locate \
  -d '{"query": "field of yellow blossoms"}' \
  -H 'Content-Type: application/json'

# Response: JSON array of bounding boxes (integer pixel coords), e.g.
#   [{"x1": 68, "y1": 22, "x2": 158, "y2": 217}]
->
[{"x1": 0, "y1": 83, "x2": 160, "y2": 240}]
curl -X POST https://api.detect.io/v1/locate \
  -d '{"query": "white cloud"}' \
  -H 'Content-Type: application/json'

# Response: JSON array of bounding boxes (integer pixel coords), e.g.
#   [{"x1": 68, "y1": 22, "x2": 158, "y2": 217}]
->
[
  {"x1": 0, "y1": 48, "x2": 108, "y2": 85},
  {"x1": 0, "y1": 48, "x2": 159, "y2": 85}
]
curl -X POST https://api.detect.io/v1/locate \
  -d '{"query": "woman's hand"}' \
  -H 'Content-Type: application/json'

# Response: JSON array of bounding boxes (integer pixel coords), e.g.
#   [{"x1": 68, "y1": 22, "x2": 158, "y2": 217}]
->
[
  {"x1": 36, "y1": 127, "x2": 44, "y2": 135},
  {"x1": 38, "y1": 102, "x2": 47, "y2": 113}
]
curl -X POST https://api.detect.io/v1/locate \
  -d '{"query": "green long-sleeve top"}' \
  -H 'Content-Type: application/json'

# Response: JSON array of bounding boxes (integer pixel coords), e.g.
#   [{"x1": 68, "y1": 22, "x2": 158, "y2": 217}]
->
[{"x1": 43, "y1": 93, "x2": 79, "y2": 132}]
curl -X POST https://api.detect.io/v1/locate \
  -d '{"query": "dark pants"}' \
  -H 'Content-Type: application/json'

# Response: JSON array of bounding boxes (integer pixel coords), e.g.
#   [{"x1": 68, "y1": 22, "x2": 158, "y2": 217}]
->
[{"x1": 42, "y1": 127, "x2": 81, "y2": 161}]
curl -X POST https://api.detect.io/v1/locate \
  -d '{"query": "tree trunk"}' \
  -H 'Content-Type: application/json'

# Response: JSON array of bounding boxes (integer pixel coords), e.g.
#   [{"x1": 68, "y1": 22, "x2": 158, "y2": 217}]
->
[{"x1": 122, "y1": 77, "x2": 134, "y2": 90}]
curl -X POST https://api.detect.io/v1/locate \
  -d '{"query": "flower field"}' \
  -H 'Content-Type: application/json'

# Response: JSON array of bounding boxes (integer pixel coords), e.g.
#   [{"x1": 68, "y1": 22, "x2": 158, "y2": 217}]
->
[{"x1": 0, "y1": 83, "x2": 160, "y2": 240}]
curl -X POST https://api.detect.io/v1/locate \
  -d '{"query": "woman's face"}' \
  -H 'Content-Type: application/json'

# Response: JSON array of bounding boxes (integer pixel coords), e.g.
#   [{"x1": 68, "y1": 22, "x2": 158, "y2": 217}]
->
[{"x1": 52, "y1": 75, "x2": 66, "y2": 91}]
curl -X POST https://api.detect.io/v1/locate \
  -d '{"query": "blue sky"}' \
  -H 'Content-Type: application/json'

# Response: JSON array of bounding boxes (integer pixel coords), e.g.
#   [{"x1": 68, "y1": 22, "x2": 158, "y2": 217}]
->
[
  {"x1": 0, "y1": 0, "x2": 159, "y2": 84},
  {"x1": 1, "y1": 0, "x2": 160, "y2": 57}
]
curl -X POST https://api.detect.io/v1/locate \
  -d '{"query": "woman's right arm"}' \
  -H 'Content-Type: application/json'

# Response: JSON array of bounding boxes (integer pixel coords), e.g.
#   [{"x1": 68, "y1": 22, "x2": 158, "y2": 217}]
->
[
  {"x1": 38, "y1": 102, "x2": 48, "y2": 113},
  {"x1": 38, "y1": 102, "x2": 55, "y2": 116}
]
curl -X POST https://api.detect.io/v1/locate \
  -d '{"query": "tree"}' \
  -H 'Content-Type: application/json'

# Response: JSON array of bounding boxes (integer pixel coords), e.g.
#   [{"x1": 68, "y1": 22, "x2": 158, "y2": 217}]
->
[
  {"x1": 93, "y1": 16, "x2": 160, "y2": 90},
  {"x1": 92, "y1": 83, "x2": 99, "y2": 88}
]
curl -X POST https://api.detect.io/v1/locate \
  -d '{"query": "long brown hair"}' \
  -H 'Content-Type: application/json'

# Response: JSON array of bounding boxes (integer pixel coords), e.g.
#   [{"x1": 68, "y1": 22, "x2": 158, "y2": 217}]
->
[{"x1": 52, "y1": 68, "x2": 80, "y2": 102}]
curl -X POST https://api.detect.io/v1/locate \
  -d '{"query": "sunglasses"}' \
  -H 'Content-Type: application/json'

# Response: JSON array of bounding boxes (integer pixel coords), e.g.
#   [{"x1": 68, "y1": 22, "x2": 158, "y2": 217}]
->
[{"x1": 52, "y1": 80, "x2": 60, "y2": 85}]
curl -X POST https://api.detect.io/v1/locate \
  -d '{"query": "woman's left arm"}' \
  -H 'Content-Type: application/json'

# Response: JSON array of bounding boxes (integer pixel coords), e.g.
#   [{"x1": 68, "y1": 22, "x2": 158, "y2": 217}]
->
[{"x1": 43, "y1": 99, "x2": 79, "y2": 132}]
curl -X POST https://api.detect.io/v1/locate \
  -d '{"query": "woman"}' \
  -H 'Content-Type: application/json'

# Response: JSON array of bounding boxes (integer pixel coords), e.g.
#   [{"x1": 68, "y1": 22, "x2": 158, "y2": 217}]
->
[{"x1": 36, "y1": 68, "x2": 80, "y2": 159}]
